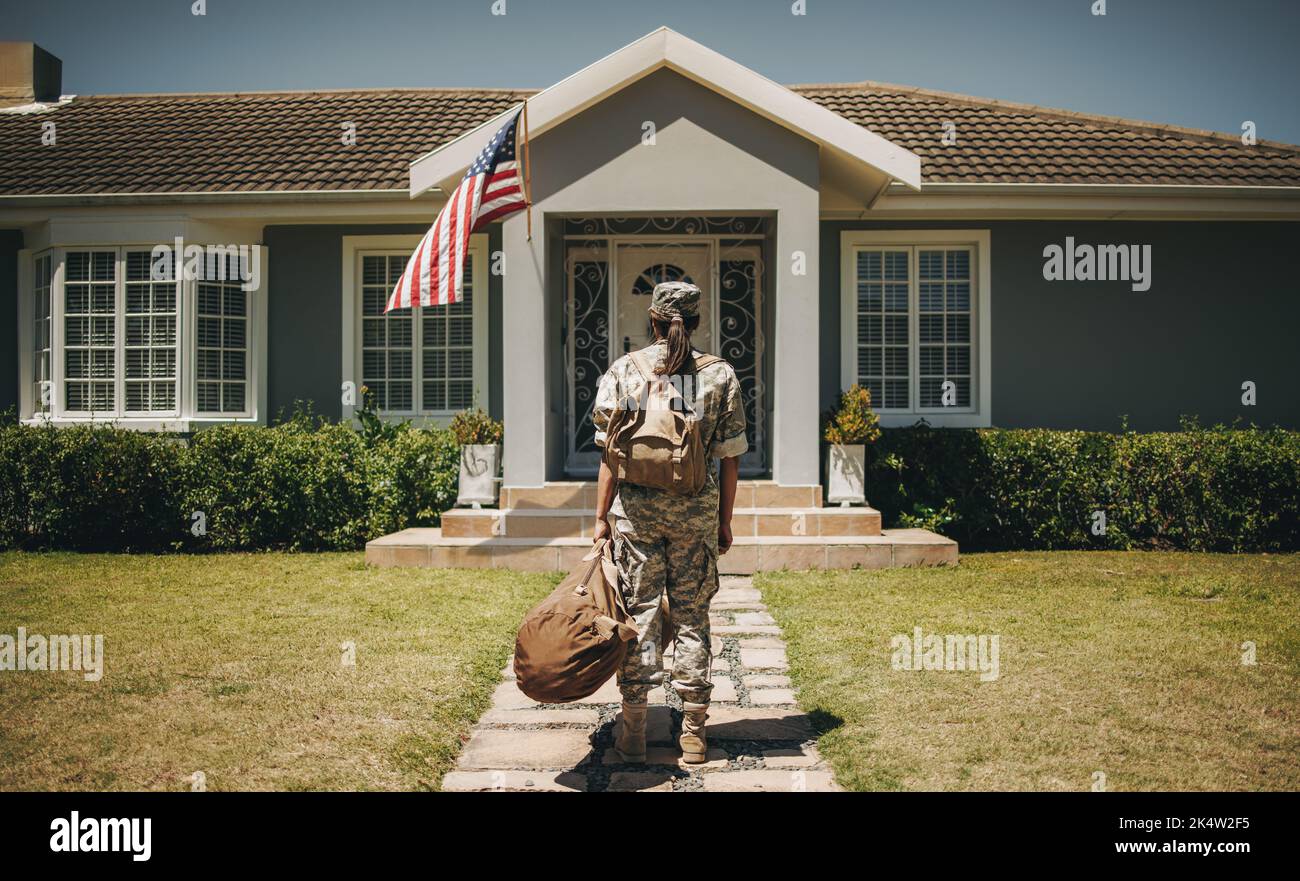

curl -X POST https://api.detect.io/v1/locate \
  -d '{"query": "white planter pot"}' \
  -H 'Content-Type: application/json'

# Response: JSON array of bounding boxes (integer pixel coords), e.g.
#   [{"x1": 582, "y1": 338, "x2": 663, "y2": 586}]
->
[
  {"x1": 826, "y1": 444, "x2": 867, "y2": 506},
  {"x1": 457, "y1": 443, "x2": 501, "y2": 508}
]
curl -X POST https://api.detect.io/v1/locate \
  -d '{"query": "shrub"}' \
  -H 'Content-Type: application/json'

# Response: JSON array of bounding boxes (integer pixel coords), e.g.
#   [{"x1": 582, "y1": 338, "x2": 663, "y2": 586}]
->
[
  {"x1": 0, "y1": 420, "x2": 1294, "y2": 553},
  {"x1": 868, "y1": 423, "x2": 1300, "y2": 552},
  {"x1": 0, "y1": 422, "x2": 184, "y2": 551},
  {"x1": 823, "y1": 385, "x2": 881, "y2": 446},
  {"x1": 0, "y1": 419, "x2": 462, "y2": 553}
]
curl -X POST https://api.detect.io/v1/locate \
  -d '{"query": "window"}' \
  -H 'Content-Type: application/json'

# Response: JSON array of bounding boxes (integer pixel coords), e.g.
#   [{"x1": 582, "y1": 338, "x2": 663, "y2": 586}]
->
[
  {"x1": 19, "y1": 244, "x2": 265, "y2": 426},
  {"x1": 195, "y1": 255, "x2": 249, "y2": 416},
  {"x1": 347, "y1": 234, "x2": 487, "y2": 419},
  {"x1": 841, "y1": 231, "x2": 990, "y2": 427},
  {"x1": 125, "y1": 251, "x2": 179, "y2": 413},
  {"x1": 32, "y1": 253, "x2": 52, "y2": 416}
]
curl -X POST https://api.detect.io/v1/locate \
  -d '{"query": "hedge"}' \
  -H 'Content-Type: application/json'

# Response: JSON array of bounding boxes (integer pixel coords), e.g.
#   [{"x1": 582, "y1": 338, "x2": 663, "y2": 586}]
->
[
  {"x1": 0, "y1": 418, "x2": 459, "y2": 552},
  {"x1": 0, "y1": 420, "x2": 1295, "y2": 553},
  {"x1": 868, "y1": 424, "x2": 1300, "y2": 552}
]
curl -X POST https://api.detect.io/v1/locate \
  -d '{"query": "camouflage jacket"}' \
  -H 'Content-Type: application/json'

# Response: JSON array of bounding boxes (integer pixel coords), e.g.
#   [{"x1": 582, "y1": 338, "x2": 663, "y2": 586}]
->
[{"x1": 593, "y1": 342, "x2": 748, "y2": 527}]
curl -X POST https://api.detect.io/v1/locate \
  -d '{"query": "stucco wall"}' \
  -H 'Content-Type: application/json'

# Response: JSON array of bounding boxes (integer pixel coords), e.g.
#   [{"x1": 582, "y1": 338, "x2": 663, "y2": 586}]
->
[
  {"x1": 821, "y1": 220, "x2": 1300, "y2": 431},
  {"x1": 263, "y1": 223, "x2": 504, "y2": 423},
  {"x1": 0, "y1": 229, "x2": 21, "y2": 418},
  {"x1": 503, "y1": 67, "x2": 822, "y2": 485}
]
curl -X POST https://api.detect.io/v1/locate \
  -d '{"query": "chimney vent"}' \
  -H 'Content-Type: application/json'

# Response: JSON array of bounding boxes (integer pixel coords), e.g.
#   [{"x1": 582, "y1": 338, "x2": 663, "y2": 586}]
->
[{"x1": 0, "y1": 42, "x2": 63, "y2": 108}]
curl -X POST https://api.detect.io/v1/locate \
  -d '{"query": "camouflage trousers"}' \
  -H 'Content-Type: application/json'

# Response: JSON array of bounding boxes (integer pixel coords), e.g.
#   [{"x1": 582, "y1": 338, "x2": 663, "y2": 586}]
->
[{"x1": 611, "y1": 501, "x2": 720, "y2": 705}]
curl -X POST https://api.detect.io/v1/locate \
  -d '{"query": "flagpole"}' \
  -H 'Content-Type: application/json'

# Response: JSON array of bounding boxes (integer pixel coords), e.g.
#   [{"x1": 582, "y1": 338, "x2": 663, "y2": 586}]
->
[{"x1": 522, "y1": 99, "x2": 533, "y2": 242}]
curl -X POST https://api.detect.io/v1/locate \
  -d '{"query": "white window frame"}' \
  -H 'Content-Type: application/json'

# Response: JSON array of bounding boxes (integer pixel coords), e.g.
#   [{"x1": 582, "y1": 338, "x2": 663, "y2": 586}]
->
[
  {"x1": 840, "y1": 230, "x2": 992, "y2": 428},
  {"x1": 341, "y1": 233, "x2": 489, "y2": 426},
  {"x1": 16, "y1": 245, "x2": 269, "y2": 429}
]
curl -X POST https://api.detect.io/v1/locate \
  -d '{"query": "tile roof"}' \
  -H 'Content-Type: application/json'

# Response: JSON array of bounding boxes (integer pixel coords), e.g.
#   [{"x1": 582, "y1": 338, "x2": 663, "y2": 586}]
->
[
  {"x1": 1, "y1": 81, "x2": 1298, "y2": 197},
  {"x1": 797, "y1": 82, "x2": 1300, "y2": 188}
]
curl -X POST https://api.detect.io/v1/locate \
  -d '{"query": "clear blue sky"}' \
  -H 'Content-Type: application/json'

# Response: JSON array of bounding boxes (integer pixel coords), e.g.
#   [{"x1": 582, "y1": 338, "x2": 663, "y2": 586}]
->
[{"x1": 5, "y1": 0, "x2": 1299, "y2": 143}]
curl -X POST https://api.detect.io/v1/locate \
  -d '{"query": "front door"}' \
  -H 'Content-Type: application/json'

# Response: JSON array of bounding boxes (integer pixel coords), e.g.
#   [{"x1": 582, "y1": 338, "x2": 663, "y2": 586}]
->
[
  {"x1": 612, "y1": 243, "x2": 713, "y2": 357},
  {"x1": 563, "y1": 220, "x2": 768, "y2": 477}
]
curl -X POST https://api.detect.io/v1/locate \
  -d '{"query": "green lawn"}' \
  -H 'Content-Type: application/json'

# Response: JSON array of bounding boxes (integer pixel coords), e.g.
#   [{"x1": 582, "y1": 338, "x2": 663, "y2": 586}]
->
[
  {"x1": 0, "y1": 553, "x2": 554, "y2": 791},
  {"x1": 759, "y1": 552, "x2": 1300, "y2": 792}
]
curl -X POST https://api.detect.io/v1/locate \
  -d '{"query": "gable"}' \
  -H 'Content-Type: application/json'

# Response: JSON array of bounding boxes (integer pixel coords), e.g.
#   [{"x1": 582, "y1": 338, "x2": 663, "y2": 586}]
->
[
  {"x1": 526, "y1": 68, "x2": 818, "y2": 209},
  {"x1": 407, "y1": 27, "x2": 920, "y2": 205}
]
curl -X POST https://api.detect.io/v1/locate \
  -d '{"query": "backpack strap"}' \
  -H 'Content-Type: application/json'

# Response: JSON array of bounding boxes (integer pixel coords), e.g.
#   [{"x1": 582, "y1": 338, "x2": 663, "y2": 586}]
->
[
  {"x1": 627, "y1": 350, "x2": 655, "y2": 383},
  {"x1": 693, "y1": 353, "x2": 724, "y2": 371}
]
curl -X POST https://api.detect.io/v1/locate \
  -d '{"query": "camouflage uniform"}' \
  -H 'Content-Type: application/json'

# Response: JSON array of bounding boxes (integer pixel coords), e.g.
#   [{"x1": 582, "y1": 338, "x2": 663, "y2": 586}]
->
[{"x1": 592, "y1": 284, "x2": 748, "y2": 706}]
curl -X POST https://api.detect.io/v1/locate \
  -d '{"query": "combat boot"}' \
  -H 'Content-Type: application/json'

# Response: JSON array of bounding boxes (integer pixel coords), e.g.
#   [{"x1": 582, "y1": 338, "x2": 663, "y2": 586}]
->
[
  {"x1": 680, "y1": 702, "x2": 709, "y2": 764},
  {"x1": 613, "y1": 701, "x2": 648, "y2": 763}
]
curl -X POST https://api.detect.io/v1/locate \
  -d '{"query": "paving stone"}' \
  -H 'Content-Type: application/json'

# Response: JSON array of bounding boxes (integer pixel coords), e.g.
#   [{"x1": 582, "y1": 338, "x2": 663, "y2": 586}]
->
[
  {"x1": 703, "y1": 706, "x2": 813, "y2": 741},
  {"x1": 734, "y1": 611, "x2": 776, "y2": 627},
  {"x1": 709, "y1": 601, "x2": 767, "y2": 611},
  {"x1": 737, "y1": 637, "x2": 785, "y2": 650},
  {"x1": 742, "y1": 674, "x2": 791, "y2": 688},
  {"x1": 710, "y1": 657, "x2": 730, "y2": 673},
  {"x1": 709, "y1": 677, "x2": 738, "y2": 702},
  {"x1": 714, "y1": 588, "x2": 761, "y2": 604},
  {"x1": 490, "y1": 680, "x2": 540, "y2": 710},
  {"x1": 714, "y1": 625, "x2": 781, "y2": 636},
  {"x1": 607, "y1": 772, "x2": 675, "y2": 792},
  {"x1": 458, "y1": 728, "x2": 594, "y2": 770},
  {"x1": 441, "y1": 770, "x2": 588, "y2": 792},
  {"x1": 500, "y1": 662, "x2": 516, "y2": 680},
  {"x1": 708, "y1": 614, "x2": 731, "y2": 627},
  {"x1": 748, "y1": 688, "x2": 797, "y2": 706},
  {"x1": 481, "y1": 707, "x2": 600, "y2": 726},
  {"x1": 762, "y1": 746, "x2": 824, "y2": 769},
  {"x1": 739, "y1": 647, "x2": 789, "y2": 670},
  {"x1": 604, "y1": 746, "x2": 728, "y2": 771},
  {"x1": 700, "y1": 769, "x2": 839, "y2": 792}
]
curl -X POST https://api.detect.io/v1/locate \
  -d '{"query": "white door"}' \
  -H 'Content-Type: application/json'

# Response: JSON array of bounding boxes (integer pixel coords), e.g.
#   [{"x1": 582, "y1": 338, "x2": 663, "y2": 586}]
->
[{"x1": 612, "y1": 243, "x2": 714, "y2": 358}]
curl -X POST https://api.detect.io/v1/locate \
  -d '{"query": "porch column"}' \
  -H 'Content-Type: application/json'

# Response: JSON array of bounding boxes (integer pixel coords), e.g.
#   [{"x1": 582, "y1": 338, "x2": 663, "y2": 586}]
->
[
  {"x1": 772, "y1": 201, "x2": 821, "y2": 487},
  {"x1": 500, "y1": 212, "x2": 548, "y2": 487}
]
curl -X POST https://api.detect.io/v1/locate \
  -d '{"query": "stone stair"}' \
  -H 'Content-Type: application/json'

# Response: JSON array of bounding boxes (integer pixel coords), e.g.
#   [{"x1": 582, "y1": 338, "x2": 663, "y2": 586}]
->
[{"x1": 365, "y1": 480, "x2": 957, "y2": 573}]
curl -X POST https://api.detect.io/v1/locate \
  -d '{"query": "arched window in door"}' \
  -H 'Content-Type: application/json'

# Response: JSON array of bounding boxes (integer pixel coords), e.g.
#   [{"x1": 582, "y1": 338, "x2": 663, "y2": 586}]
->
[{"x1": 630, "y1": 263, "x2": 692, "y2": 299}]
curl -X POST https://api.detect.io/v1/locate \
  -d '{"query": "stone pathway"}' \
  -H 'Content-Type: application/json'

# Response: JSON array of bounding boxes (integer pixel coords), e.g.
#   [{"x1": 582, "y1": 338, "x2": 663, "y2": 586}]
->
[{"x1": 442, "y1": 575, "x2": 840, "y2": 792}]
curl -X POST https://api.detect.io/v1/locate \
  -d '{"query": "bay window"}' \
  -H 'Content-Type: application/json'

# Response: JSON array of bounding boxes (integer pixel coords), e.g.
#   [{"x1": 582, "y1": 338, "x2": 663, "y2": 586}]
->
[{"x1": 18, "y1": 244, "x2": 266, "y2": 426}]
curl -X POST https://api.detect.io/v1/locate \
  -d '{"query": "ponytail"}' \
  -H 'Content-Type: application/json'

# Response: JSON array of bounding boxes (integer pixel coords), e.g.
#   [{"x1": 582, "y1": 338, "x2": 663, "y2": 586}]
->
[{"x1": 650, "y1": 312, "x2": 700, "y2": 375}]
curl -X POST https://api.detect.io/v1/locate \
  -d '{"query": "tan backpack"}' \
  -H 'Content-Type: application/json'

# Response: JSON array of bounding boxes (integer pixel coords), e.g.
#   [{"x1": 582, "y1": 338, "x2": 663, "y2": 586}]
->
[
  {"x1": 513, "y1": 538, "x2": 639, "y2": 704},
  {"x1": 604, "y1": 349, "x2": 724, "y2": 497}
]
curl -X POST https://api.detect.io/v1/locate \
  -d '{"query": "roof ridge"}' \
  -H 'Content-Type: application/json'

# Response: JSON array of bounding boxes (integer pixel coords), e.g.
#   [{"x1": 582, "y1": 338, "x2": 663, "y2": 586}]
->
[
  {"x1": 74, "y1": 86, "x2": 541, "y2": 100},
  {"x1": 789, "y1": 79, "x2": 1300, "y2": 155}
]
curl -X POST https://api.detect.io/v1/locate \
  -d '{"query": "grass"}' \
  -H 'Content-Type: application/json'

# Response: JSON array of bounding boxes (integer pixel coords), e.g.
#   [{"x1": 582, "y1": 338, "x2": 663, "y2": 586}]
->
[
  {"x1": 0, "y1": 552, "x2": 555, "y2": 791},
  {"x1": 758, "y1": 551, "x2": 1300, "y2": 792}
]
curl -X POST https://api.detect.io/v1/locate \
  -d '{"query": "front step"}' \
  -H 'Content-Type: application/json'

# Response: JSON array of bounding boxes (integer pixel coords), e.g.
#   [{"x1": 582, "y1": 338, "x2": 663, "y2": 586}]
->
[
  {"x1": 502, "y1": 481, "x2": 824, "y2": 510},
  {"x1": 442, "y1": 506, "x2": 882, "y2": 539},
  {"x1": 365, "y1": 528, "x2": 956, "y2": 574}
]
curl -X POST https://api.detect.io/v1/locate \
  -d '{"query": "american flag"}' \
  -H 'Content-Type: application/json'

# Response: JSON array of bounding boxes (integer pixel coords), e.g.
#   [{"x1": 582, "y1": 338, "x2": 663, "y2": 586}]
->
[{"x1": 385, "y1": 110, "x2": 527, "y2": 311}]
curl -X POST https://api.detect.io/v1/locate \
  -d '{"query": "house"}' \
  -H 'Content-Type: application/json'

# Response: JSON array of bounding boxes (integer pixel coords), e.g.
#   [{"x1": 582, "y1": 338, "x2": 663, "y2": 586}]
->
[{"x1": 2, "y1": 30, "x2": 1298, "y2": 572}]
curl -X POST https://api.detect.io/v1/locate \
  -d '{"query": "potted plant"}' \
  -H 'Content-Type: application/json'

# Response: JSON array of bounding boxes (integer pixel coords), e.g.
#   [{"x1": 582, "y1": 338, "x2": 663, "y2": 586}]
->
[
  {"x1": 451, "y1": 406, "x2": 504, "y2": 508},
  {"x1": 822, "y1": 385, "x2": 881, "y2": 506}
]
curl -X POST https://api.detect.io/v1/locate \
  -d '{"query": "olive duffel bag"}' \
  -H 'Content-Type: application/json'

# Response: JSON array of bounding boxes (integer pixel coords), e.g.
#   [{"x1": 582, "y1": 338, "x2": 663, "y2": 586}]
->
[{"x1": 513, "y1": 538, "x2": 639, "y2": 703}]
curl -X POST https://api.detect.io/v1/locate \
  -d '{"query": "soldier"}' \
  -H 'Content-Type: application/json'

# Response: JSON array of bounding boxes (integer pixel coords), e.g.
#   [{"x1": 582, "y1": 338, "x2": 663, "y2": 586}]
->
[{"x1": 592, "y1": 280, "x2": 748, "y2": 764}]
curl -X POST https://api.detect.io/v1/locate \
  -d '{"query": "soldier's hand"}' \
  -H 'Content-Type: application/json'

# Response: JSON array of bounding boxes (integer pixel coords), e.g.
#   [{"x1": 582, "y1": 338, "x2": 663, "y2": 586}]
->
[
  {"x1": 593, "y1": 518, "x2": 611, "y2": 543},
  {"x1": 718, "y1": 520, "x2": 733, "y2": 555}
]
